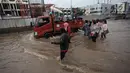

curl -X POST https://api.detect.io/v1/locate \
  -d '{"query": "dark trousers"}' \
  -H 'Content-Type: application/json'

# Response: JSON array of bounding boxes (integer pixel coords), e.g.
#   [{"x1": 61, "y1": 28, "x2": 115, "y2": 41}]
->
[
  {"x1": 91, "y1": 32, "x2": 98, "y2": 42},
  {"x1": 87, "y1": 31, "x2": 91, "y2": 39},
  {"x1": 69, "y1": 36, "x2": 71, "y2": 43},
  {"x1": 92, "y1": 36, "x2": 96, "y2": 42},
  {"x1": 101, "y1": 32, "x2": 106, "y2": 39},
  {"x1": 60, "y1": 52, "x2": 67, "y2": 60}
]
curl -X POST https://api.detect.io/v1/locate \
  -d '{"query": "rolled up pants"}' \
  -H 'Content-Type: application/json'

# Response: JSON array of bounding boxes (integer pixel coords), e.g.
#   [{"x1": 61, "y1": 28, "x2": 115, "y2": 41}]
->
[{"x1": 60, "y1": 50, "x2": 68, "y2": 60}]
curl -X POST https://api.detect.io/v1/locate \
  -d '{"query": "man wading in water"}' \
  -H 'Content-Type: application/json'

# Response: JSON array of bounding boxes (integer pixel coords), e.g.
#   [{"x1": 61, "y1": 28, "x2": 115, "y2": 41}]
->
[{"x1": 60, "y1": 28, "x2": 69, "y2": 61}]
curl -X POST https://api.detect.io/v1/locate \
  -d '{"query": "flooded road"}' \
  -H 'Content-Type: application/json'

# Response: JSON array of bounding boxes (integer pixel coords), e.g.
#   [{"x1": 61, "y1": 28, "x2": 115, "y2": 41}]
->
[{"x1": 0, "y1": 20, "x2": 130, "y2": 73}]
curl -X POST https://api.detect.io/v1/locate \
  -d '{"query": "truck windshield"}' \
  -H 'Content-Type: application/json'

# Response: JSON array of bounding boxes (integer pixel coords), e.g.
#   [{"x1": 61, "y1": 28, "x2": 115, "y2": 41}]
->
[{"x1": 35, "y1": 17, "x2": 50, "y2": 27}]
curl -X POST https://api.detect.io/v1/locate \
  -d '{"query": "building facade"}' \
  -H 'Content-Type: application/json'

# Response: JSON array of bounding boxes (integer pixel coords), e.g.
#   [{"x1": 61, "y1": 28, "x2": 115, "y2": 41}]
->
[
  {"x1": 59, "y1": 8, "x2": 71, "y2": 17},
  {"x1": 0, "y1": 0, "x2": 54, "y2": 19},
  {"x1": 85, "y1": 3, "x2": 113, "y2": 15},
  {"x1": 116, "y1": 2, "x2": 130, "y2": 14},
  {"x1": 0, "y1": 0, "x2": 30, "y2": 18}
]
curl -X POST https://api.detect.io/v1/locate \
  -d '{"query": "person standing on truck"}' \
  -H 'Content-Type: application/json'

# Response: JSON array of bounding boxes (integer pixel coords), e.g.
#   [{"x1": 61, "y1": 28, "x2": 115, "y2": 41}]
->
[
  {"x1": 60, "y1": 28, "x2": 69, "y2": 61},
  {"x1": 63, "y1": 21, "x2": 71, "y2": 43}
]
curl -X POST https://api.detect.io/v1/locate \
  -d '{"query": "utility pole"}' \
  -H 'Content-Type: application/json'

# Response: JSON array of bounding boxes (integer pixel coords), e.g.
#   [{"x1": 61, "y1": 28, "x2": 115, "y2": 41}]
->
[
  {"x1": 27, "y1": 0, "x2": 35, "y2": 25},
  {"x1": 70, "y1": 0, "x2": 73, "y2": 19},
  {"x1": 41, "y1": 0, "x2": 46, "y2": 13},
  {"x1": 27, "y1": 0, "x2": 32, "y2": 17}
]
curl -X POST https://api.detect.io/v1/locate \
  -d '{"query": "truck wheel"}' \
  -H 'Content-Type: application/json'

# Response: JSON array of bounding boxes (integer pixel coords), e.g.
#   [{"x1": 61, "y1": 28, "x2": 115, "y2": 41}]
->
[{"x1": 43, "y1": 33, "x2": 50, "y2": 39}]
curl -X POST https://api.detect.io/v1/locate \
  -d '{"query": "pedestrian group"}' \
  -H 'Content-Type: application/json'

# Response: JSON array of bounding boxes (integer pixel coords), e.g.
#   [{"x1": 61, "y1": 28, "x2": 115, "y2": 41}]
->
[
  {"x1": 59, "y1": 19, "x2": 109, "y2": 61},
  {"x1": 83, "y1": 19, "x2": 109, "y2": 42}
]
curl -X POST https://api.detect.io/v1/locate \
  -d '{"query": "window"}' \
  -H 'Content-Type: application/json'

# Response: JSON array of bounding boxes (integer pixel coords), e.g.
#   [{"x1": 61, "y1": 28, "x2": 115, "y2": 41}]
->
[
  {"x1": 22, "y1": 0, "x2": 28, "y2": 2},
  {"x1": 100, "y1": 7, "x2": 102, "y2": 9},
  {"x1": 68, "y1": 12, "x2": 71, "y2": 15},
  {"x1": 3, "y1": 4, "x2": 10, "y2": 9},
  {"x1": 5, "y1": 11, "x2": 11, "y2": 15},
  {"x1": 63, "y1": 10, "x2": 67, "y2": 12},
  {"x1": 11, "y1": 4, "x2": 14, "y2": 9},
  {"x1": 9, "y1": 0, "x2": 15, "y2": 1},
  {"x1": 37, "y1": 17, "x2": 50, "y2": 27},
  {"x1": 3, "y1": 0, "x2": 8, "y2": 2},
  {"x1": 18, "y1": 11, "x2": 20, "y2": 16},
  {"x1": 0, "y1": 6, "x2": 3, "y2": 15},
  {"x1": 16, "y1": 4, "x2": 20, "y2": 9},
  {"x1": 90, "y1": 8, "x2": 95, "y2": 10},
  {"x1": 90, "y1": 11, "x2": 102, "y2": 13},
  {"x1": 68, "y1": 10, "x2": 71, "y2": 12}
]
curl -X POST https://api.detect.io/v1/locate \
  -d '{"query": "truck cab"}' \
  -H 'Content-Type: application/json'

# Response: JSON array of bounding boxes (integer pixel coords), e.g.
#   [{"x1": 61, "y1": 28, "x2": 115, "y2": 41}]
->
[{"x1": 33, "y1": 15, "x2": 64, "y2": 38}]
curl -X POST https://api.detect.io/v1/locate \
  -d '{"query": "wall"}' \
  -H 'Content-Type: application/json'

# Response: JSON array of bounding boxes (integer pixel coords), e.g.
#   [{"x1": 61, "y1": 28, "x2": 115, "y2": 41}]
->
[
  {"x1": 0, "y1": 18, "x2": 33, "y2": 28},
  {"x1": 0, "y1": 18, "x2": 35, "y2": 34}
]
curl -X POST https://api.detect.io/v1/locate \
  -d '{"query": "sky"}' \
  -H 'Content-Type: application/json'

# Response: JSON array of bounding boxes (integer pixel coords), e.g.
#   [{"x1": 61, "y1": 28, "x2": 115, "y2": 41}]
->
[{"x1": 30, "y1": 0, "x2": 130, "y2": 8}]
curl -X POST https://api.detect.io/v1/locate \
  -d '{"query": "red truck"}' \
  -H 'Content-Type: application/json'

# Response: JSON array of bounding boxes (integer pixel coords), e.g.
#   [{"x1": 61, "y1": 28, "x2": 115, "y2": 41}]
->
[{"x1": 33, "y1": 15, "x2": 84, "y2": 38}]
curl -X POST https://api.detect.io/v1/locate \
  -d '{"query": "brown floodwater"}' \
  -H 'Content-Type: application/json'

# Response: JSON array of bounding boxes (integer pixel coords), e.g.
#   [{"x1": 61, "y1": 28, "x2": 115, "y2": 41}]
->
[{"x1": 0, "y1": 20, "x2": 130, "y2": 73}]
